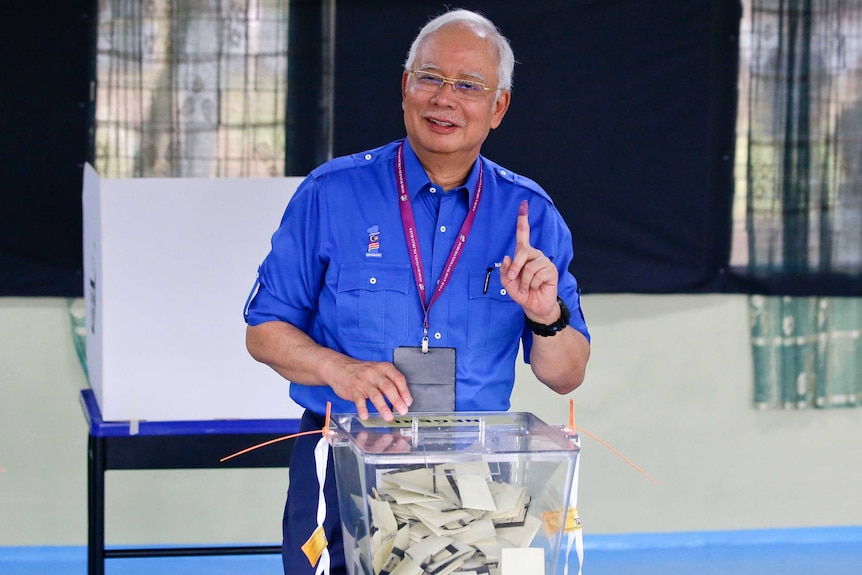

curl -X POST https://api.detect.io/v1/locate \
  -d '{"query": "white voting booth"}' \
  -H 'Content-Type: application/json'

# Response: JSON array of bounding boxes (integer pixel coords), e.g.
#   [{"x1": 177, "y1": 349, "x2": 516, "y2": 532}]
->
[{"x1": 82, "y1": 164, "x2": 305, "y2": 422}]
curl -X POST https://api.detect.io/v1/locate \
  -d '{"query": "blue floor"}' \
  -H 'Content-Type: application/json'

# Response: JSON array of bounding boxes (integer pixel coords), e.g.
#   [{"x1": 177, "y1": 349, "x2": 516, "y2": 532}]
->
[
  {"x1": 2, "y1": 527, "x2": 861, "y2": 574},
  {"x1": 0, "y1": 547, "x2": 282, "y2": 575},
  {"x1": 587, "y1": 539, "x2": 862, "y2": 575},
  {"x1": 584, "y1": 527, "x2": 862, "y2": 575}
]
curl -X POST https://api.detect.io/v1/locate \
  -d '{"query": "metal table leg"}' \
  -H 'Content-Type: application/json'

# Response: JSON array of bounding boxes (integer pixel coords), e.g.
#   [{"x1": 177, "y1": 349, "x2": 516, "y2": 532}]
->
[{"x1": 87, "y1": 434, "x2": 105, "y2": 575}]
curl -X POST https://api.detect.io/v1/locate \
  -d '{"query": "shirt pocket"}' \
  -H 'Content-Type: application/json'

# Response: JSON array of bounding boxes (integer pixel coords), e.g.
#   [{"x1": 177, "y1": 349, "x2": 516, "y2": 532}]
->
[
  {"x1": 336, "y1": 264, "x2": 411, "y2": 349},
  {"x1": 466, "y1": 269, "x2": 523, "y2": 352}
]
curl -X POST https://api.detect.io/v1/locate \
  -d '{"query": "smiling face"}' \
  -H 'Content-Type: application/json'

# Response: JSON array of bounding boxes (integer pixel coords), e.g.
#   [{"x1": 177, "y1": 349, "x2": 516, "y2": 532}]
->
[{"x1": 401, "y1": 24, "x2": 511, "y2": 177}]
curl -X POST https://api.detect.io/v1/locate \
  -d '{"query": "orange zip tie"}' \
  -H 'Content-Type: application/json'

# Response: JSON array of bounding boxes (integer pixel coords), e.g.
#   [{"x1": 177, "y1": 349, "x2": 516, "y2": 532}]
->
[
  {"x1": 324, "y1": 401, "x2": 332, "y2": 435},
  {"x1": 565, "y1": 398, "x2": 657, "y2": 485},
  {"x1": 219, "y1": 402, "x2": 334, "y2": 464},
  {"x1": 575, "y1": 425, "x2": 658, "y2": 484},
  {"x1": 219, "y1": 429, "x2": 323, "y2": 463}
]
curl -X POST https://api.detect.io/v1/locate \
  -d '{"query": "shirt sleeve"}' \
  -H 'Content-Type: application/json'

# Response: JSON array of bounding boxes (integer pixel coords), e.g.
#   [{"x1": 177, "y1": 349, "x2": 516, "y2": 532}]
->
[{"x1": 244, "y1": 176, "x2": 325, "y2": 332}]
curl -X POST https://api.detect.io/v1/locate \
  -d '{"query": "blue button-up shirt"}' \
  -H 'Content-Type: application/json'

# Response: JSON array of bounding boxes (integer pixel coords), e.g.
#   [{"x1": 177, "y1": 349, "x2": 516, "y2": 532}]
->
[{"x1": 245, "y1": 139, "x2": 589, "y2": 416}]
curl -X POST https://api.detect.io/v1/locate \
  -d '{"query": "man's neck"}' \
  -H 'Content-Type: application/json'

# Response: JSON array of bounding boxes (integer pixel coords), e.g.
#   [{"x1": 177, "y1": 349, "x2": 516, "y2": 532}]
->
[{"x1": 412, "y1": 148, "x2": 477, "y2": 192}]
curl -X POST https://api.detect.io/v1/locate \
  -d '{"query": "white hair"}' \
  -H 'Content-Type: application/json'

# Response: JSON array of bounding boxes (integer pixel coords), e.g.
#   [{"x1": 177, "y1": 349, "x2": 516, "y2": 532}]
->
[{"x1": 403, "y1": 9, "x2": 515, "y2": 92}]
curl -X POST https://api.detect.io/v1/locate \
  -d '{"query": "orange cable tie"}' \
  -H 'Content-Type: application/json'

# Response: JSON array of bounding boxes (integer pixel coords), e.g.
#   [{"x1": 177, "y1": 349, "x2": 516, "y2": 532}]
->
[
  {"x1": 220, "y1": 402, "x2": 336, "y2": 464},
  {"x1": 219, "y1": 429, "x2": 323, "y2": 463},
  {"x1": 576, "y1": 425, "x2": 658, "y2": 484},
  {"x1": 323, "y1": 401, "x2": 332, "y2": 438}
]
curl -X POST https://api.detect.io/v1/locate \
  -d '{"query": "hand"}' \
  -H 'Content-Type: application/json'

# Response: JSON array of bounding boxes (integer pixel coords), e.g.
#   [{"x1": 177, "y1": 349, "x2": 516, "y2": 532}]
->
[
  {"x1": 500, "y1": 200, "x2": 560, "y2": 323},
  {"x1": 325, "y1": 357, "x2": 413, "y2": 422}
]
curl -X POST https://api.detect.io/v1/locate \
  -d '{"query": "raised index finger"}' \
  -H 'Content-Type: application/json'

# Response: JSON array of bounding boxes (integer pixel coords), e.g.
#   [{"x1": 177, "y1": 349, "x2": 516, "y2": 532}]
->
[{"x1": 516, "y1": 199, "x2": 531, "y2": 248}]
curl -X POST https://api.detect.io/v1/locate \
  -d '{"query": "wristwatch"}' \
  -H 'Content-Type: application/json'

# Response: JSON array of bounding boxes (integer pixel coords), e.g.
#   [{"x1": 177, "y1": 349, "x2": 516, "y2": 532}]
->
[{"x1": 526, "y1": 296, "x2": 571, "y2": 337}]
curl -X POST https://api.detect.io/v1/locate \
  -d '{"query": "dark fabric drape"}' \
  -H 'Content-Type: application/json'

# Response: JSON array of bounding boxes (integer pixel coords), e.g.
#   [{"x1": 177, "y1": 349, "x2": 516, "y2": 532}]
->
[
  {"x1": 0, "y1": 0, "x2": 95, "y2": 296},
  {"x1": 1, "y1": 0, "x2": 746, "y2": 296},
  {"x1": 332, "y1": 0, "x2": 742, "y2": 294}
]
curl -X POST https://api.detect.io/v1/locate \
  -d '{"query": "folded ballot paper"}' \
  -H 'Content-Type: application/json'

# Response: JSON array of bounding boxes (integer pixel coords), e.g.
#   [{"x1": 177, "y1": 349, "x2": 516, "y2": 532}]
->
[{"x1": 328, "y1": 412, "x2": 582, "y2": 575}]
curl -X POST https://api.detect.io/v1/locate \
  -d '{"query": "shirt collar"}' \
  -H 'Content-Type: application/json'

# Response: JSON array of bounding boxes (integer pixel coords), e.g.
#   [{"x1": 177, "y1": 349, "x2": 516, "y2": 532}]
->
[{"x1": 402, "y1": 138, "x2": 481, "y2": 202}]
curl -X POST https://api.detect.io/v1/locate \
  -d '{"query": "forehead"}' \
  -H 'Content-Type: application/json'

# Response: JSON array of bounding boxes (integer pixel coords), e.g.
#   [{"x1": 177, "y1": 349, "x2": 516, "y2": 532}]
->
[{"x1": 414, "y1": 24, "x2": 500, "y2": 79}]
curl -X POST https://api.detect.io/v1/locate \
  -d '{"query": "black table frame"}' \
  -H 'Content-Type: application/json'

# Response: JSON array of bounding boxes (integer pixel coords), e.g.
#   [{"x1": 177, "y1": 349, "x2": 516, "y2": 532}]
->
[{"x1": 81, "y1": 390, "x2": 299, "y2": 575}]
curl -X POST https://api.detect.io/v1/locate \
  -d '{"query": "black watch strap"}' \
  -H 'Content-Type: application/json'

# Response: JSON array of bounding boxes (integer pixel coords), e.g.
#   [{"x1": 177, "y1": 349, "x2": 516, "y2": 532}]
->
[{"x1": 526, "y1": 296, "x2": 571, "y2": 337}]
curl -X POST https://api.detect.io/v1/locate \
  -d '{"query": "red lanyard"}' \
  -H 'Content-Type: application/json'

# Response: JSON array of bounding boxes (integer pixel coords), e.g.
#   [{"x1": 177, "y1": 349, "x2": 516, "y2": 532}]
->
[{"x1": 395, "y1": 142, "x2": 483, "y2": 352}]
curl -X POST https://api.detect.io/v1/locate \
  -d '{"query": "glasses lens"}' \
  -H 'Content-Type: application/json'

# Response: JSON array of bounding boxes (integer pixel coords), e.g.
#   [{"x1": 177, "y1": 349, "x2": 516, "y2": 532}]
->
[
  {"x1": 414, "y1": 72, "x2": 444, "y2": 88},
  {"x1": 411, "y1": 71, "x2": 487, "y2": 100},
  {"x1": 454, "y1": 80, "x2": 486, "y2": 97}
]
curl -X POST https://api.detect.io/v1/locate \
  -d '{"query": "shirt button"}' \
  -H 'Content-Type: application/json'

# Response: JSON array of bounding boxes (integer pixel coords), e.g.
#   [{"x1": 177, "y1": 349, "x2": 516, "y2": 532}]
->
[
  {"x1": 369, "y1": 277, "x2": 377, "y2": 285},
  {"x1": 434, "y1": 332, "x2": 442, "y2": 340},
  {"x1": 429, "y1": 187, "x2": 437, "y2": 194},
  {"x1": 364, "y1": 154, "x2": 372, "y2": 160},
  {"x1": 500, "y1": 170, "x2": 507, "y2": 176},
  {"x1": 500, "y1": 288, "x2": 507, "y2": 296},
  {"x1": 440, "y1": 225, "x2": 447, "y2": 233}
]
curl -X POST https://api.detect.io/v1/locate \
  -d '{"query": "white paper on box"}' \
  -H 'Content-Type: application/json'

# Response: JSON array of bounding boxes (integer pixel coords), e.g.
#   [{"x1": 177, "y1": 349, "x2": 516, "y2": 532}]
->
[{"x1": 502, "y1": 547, "x2": 545, "y2": 575}]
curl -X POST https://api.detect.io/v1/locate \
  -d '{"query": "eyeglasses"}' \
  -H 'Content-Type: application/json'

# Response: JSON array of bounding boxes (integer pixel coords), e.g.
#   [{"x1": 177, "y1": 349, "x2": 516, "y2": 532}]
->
[{"x1": 408, "y1": 70, "x2": 499, "y2": 100}]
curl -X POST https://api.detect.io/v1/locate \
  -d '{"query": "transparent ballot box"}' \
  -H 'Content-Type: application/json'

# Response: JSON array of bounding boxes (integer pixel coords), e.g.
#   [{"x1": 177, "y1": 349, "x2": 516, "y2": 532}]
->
[{"x1": 329, "y1": 412, "x2": 581, "y2": 575}]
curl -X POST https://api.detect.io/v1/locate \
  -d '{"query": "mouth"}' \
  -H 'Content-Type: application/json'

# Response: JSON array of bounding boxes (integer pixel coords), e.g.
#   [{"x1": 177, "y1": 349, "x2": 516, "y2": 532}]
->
[
  {"x1": 428, "y1": 118, "x2": 455, "y2": 127},
  {"x1": 422, "y1": 114, "x2": 461, "y2": 129}
]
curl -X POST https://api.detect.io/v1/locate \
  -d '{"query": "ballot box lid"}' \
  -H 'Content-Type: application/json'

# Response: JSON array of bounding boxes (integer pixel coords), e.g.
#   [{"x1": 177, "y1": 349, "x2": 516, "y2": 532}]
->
[{"x1": 329, "y1": 411, "x2": 578, "y2": 458}]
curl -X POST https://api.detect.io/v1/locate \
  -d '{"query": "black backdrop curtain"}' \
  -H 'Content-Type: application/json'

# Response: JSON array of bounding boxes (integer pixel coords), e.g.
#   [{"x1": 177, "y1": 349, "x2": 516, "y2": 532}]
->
[
  {"x1": 1, "y1": 0, "x2": 743, "y2": 296},
  {"x1": 332, "y1": 0, "x2": 743, "y2": 294},
  {"x1": 0, "y1": 0, "x2": 95, "y2": 296}
]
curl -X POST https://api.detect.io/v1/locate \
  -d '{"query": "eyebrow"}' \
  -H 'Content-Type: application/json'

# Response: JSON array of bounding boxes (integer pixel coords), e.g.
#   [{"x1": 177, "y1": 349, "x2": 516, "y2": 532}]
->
[{"x1": 417, "y1": 63, "x2": 487, "y2": 83}]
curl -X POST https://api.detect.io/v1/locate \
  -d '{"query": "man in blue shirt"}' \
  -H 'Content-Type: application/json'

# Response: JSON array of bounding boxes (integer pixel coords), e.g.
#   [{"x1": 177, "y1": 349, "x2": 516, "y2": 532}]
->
[{"x1": 244, "y1": 8, "x2": 590, "y2": 575}]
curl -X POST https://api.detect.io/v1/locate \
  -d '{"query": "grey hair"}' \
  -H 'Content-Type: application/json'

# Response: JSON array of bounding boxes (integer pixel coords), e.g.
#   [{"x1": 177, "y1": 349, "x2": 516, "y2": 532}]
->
[{"x1": 403, "y1": 9, "x2": 515, "y2": 92}]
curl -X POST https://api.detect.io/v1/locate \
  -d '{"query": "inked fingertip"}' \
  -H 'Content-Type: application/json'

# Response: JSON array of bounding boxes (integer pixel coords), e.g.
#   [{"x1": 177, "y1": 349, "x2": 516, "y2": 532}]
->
[{"x1": 518, "y1": 199, "x2": 528, "y2": 216}]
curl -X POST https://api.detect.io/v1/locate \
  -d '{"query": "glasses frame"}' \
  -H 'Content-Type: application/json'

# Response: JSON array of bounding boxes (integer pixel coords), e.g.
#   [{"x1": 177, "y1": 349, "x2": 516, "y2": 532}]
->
[{"x1": 407, "y1": 70, "x2": 500, "y2": 99}]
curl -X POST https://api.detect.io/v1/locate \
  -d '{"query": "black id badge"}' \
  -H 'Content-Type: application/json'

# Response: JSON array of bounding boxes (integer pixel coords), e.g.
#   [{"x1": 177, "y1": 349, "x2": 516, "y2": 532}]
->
[{"x1": 393, "y1": 346, "x2": 456, "y2": 412}]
